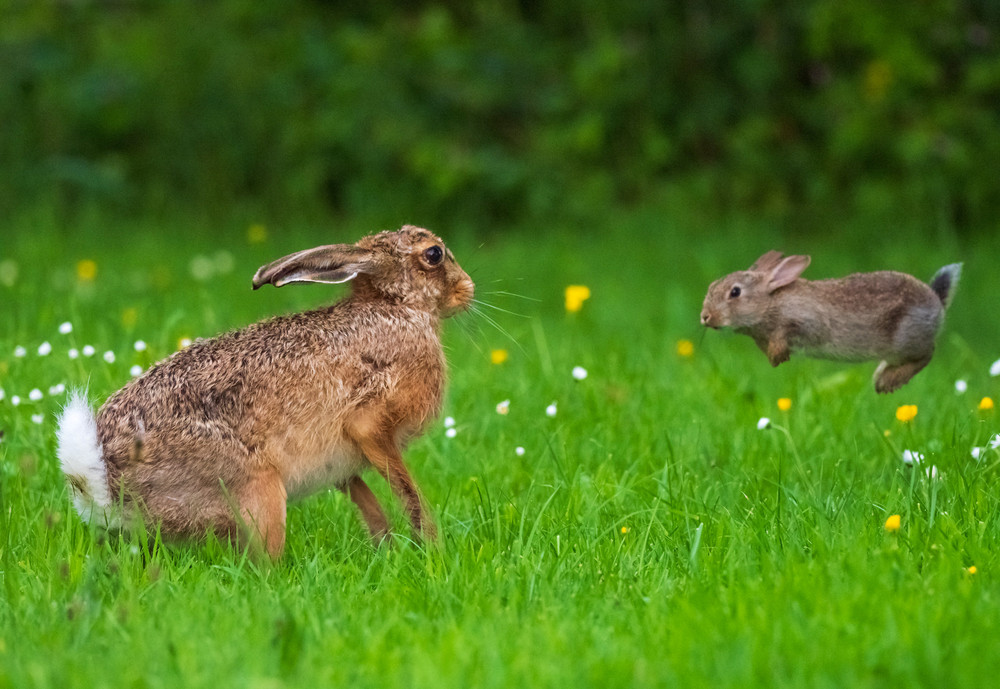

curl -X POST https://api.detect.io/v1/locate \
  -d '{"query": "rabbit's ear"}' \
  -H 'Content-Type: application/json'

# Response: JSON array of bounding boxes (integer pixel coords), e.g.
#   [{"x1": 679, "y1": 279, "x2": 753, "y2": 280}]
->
[
  {"x1": 766, "y1": 255, "x2": 811, "y2": 292},
  {"x1": 252, "y1": 245, "x2": 376, "y2": 289},
  {"x1": 749, "y1": 250, "x2": 785, "y2": 272}
]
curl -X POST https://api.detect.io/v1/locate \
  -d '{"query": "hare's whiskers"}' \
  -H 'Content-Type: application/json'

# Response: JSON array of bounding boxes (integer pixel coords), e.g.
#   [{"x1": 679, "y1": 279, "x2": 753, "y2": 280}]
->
[
  {"x1": 469, "y1": 304, "x2": 524, "y2": 352},
  {"x1": 471, "y1": 298, "x2": 527, "y2": 319}
]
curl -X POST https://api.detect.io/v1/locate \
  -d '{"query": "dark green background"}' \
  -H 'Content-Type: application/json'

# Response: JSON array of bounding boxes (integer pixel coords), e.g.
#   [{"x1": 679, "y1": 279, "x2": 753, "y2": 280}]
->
[{"x1": 3, "y1": 1, "x2": 998, "y2": 233}]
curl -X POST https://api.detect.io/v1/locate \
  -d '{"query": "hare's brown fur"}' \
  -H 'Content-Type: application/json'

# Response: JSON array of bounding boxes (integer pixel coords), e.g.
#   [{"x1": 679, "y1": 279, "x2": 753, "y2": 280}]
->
[{"x1": 60, "y1": 226, "x2": 474, "y2": 559}]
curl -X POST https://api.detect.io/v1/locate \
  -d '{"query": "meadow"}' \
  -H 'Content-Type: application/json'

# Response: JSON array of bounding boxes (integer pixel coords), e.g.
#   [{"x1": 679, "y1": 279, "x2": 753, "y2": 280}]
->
[{"x1": 2, "y1": 204, "x2": 999, "y2": 688}]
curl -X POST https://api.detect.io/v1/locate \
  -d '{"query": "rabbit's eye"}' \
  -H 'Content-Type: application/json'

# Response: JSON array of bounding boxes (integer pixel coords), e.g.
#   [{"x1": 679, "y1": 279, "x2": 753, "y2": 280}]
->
[
  {"x1": 729, "y1": 286, "x2": 741, "y2": 298},
  {"x1": 424, "y1": 246, "x2": 444, "y2": 266}
]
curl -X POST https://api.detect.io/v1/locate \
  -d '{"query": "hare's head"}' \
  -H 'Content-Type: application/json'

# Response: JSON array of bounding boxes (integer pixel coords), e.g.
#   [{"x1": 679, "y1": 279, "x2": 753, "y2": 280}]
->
[
  {"x1": 700, "y1": 251, "x2": 810, "y2": 329},
  {"x1": 252, "y1": 225, "x2": 474, "y2": 317}
]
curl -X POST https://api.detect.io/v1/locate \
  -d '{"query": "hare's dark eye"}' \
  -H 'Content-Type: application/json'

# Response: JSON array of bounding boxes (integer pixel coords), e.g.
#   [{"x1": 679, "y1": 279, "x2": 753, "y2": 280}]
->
[
  {"x1": 424, "y1": 245, "x2": 444, "y2": 266},
  {"x1": 729, "y1": 286, "x2": 742, "y2": 298}
]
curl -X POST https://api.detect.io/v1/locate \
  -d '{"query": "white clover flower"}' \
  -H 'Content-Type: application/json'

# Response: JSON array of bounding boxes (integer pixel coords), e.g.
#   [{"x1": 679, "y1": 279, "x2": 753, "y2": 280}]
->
[
  {"x1": 545, "y1": 402, "x2": 558, "y2": 417},
  {"x1": 31, "y1": 414, "x2": 44, "y2": 425},
  {"x1": 48, "y1": 383, "x2": 66, "y2": 396},
  {"x1": 990, "y1": 434, "x2": 1000, "y2": 450},
  {"x1": 14, "y1": 346, "x2": 26, "y2": 358},
  {"x1": 37, "y1": 341, "x2": 52, "y2": 356},
  {"x1": 129, "y1": 364, "x2": 144, "y2": 377},
  {"x1": 82, "y1": 345, "x2": 95, "y2": 357},
  {"x1": 0, "y1": 259, "x2": 17, "y2": 287},
  {"x1": 59, "y1": 321, "x2": 73, "y2": 334},
  {"x1": 134, "y1": 340, "x2": 147, "y2": 352},
  {"x1": 444, "y1": 416, "x2": 456, "y2": 428},
  {"x1": 11, "y1": 395, "x2": 21, "y2": 406},
  {"x1": 572, "y1": 366, "x2": 588, "y2": 381},
  {"x1": 955, "y1": 379, "x2": 968, "y2": 394},
  {"x1": 214, "y1": 250, "x2": 235, "y2": 274},
  {"x1": 68, "y1": 348, "x2": 80, "y2": 359},
  {"x1": 991, "y1": 358, "x2": 1000, "y2": 377},
  {"x1": 445, "y1": 427, "x2": 458, "y2": 439},
  {"x1": 757, "y1": 417, "x2": 771, "y2": 430},
  {"x1": 179, "y1": 337, "x2": 193, "y2": 348},
  {"x1": 28, "y1": 388, "x2": 43, "y2": 402},
  {"x1": 189, "y1": 255, "x2": 215, "y2": 281},
  {"x1": 103, "y1": 350, "x2": 116, "y2": 363},
  {"x1": 972, "y1": 447, "x2": 984, "y2": 461},
  {"x1": 902, "y1": 449, "x2": 925, "y2": 465},
  {"x1": 496, "y1": 399, "x2": 510, "y2": 415},
  {"x1": 515, "y1": 446, "x2": 526, "y2": 457}
]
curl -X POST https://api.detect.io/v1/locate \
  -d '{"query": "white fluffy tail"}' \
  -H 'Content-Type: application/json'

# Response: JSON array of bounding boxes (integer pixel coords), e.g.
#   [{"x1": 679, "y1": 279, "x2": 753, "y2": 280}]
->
[{"x1": 56, "y1": 392, "x2": 117, "y2": 527}]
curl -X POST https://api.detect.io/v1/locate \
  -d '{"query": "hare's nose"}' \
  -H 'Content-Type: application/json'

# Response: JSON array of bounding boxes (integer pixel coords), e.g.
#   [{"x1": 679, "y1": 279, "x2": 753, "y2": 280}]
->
[{"x1": 700, "y1": 310, "x2": 711, "y2": 325}]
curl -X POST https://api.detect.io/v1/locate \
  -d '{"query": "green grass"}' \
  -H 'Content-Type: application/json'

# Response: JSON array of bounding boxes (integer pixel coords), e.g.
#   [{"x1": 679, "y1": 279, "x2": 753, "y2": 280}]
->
[{"x1": 2, "y1": 204, "x2": 1000, "y2": 688}]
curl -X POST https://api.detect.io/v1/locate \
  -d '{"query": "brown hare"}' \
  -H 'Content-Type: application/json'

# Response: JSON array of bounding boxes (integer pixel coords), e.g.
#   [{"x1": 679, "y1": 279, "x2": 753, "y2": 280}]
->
[
  {"x1": 701, "y1": 251, "x2": 961, "y2": 393},
  {"x1": 57, "y1": 225, "x2": 474, "y2": 559}
]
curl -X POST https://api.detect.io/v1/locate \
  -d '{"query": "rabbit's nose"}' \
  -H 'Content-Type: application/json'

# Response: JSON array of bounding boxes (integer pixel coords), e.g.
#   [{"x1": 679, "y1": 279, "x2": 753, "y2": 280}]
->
[{"x1": 700, "y1": 310, "x2": 711, "y2": 325}]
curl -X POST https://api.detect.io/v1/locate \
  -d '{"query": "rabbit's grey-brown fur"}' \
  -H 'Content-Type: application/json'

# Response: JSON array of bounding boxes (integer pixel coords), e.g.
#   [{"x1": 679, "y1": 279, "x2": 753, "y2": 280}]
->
[
  {"x1": 700, "y1": 251, "x2": 961, "y2": 393},
  {"x1": 57, "y1": 226, "x2": 474, "y2": 559}
]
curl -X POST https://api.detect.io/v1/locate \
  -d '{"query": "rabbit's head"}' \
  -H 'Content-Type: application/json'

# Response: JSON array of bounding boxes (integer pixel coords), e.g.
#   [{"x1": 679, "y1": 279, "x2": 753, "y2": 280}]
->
[
  {"x1": 701, "y1": 251, "x2": 810, "y2": 330},
  {"x1": 252, "y1": 225, "x2": 474, "y2": 317}
]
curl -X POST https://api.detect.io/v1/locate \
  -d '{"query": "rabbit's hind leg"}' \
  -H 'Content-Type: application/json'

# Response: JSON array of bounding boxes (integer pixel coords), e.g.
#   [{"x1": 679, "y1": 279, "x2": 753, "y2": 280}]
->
[{"x1": 874, "y1": 356, "x2": 932, "y2": 394}]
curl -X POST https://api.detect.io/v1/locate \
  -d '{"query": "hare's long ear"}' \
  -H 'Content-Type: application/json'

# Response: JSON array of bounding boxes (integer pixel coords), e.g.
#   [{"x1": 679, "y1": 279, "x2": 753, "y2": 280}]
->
[
  {"x1": 766, "y1": 255, "x2": 811, "y2": 292},
  {"x1": 749, "y1": 250, "x2": 785, "y2": 272},
  {"x1": 252, "y1": 245, "x2": 376, "y2": 289}
]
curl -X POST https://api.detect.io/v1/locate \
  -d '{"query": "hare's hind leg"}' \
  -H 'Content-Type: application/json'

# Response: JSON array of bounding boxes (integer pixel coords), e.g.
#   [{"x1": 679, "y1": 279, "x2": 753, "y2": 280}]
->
[
  {"x1": 125, "y1": 433, "x2": 286, "y2": 559},
  {"x1": 232, "y1": 465, "x2": 287, "y2": 560},
  {"x1": 340, "y1": 475, "x2": 391, "y2": 543},
  {"x1": 874, "y1": 356, "x2": 932, "y2": 394}
]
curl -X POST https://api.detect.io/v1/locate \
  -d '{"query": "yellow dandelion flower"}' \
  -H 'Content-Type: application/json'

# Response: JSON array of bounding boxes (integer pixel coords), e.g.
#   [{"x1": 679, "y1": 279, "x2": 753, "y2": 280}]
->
[
  {"x1": 121, "y1": 307, "x2": 138, "y2": 327},
  {"x1": 777, "y1": 398, "x2": 792, "y2": 412},
  {"x1": 565, "y1": 285, "x2": 591, "y2": 313},
  {"x1": 884, "y1": 514, "x2": 901, "y2": 532},
  {"x1": 76, "y1": 259, "x2": 97, "y2": 282},
  {"x1": 979, "y1": 397, "x2": 994, "y2": 411},
  {"x1": 490, "y1": 349, "x2": 509, "y2": 365},
  {"x1": 967, "y1": 565, "x2": 978, "y2": 575},
  {"x1": 895, "y1": 405, "x2": 918, "y2": 423},
  {"x1": 676, "y1": 339, "x2": 694, "y2": 358},
  {"x1": 247, "y1": 224, "x2": 268, "y2": 244},
  {"x1": 620, "y1": 526, "x2": 629, "y2": 534}
]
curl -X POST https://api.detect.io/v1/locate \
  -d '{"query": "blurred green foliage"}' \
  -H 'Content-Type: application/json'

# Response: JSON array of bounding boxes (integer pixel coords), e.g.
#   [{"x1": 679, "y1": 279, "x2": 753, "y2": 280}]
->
[{"x1": 2, "y1": 0, "x2": 998, "y2": 229}]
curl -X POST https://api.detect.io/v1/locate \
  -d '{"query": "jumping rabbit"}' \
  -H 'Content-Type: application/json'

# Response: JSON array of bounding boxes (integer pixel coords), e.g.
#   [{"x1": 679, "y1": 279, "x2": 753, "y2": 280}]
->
[
  {"x1": 700, "y1": 251, "x2": 961, "y2": 393},
  {"x1": 57, "y1": 225, "x2": 474, "y2": 559}
]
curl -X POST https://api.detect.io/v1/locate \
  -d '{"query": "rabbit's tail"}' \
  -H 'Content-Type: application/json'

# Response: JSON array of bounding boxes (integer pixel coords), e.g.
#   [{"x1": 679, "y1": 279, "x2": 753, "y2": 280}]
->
[
  {"x1": 930, "y1": 263, "x2": 962, "y2": 310},
  {"x1": 57, "y1": 392, "x2": 119, "y2": 527}
]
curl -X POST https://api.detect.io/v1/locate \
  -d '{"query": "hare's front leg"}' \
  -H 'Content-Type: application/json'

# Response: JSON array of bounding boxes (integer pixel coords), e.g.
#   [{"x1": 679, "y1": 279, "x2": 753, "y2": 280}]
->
[
  {"x1": 339, "y1": 475, "x2": 391, "y2": 543},
  {"x1": 357, "y1": 433, "x2": 437, "y2": 542}
]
